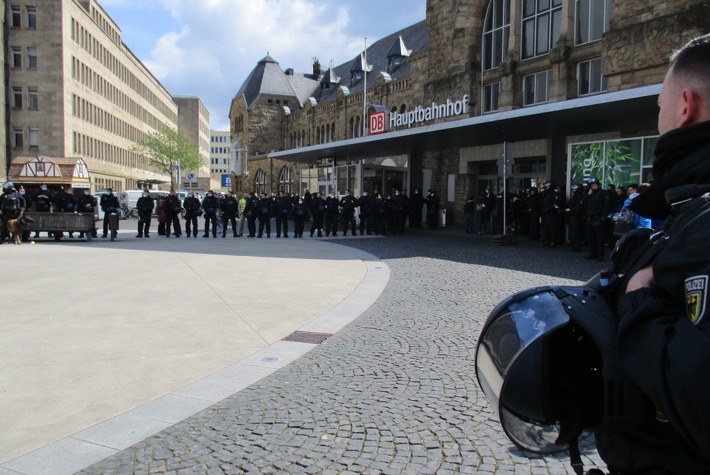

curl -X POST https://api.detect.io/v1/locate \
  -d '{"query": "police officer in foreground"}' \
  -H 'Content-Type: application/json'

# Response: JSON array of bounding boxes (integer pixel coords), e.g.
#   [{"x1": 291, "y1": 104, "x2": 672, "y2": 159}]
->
[
  {"x1": 164, "y1": 189, "x2": 182, "y2": 238},
  {"x1": 324, "y1": 191, "x2": 339, "y2": 237},
  {"x1": 339, "y1": 190, "x2": 357, "y2": 236},
  {"x1": 565, "y1": 183, "x2": 586, "y2": 252},
  {"x1": 275, "y1": 191, "x2": 292, "y2": 238},
  {"x1": 182, "y1": 192, "x2": 201, "y2": 238},
  {"x1": 309, "y1": 192, "x2": 325, "y2": 237},
  {"x1": 593, "y1": 33, "x2": 710, "y2": 474},
  {"x1": 256, "y1": 192, "x2": 273, "y2": 238},
  {"x1": 584, "y1": 177, "x2": 609, "y2": 261}
]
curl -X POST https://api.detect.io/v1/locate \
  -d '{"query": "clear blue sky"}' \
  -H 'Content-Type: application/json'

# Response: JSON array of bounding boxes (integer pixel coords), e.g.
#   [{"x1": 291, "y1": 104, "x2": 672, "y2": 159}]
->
[{"x1": 100, "y1": 0, "x2": 427, "y2": 131}]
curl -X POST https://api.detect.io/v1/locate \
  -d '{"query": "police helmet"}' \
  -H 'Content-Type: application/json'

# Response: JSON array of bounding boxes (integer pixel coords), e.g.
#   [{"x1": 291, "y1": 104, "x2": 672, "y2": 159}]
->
[
  {"x1": 587, "y1": 177, "x2": 599, "y2": 185},
  {"x1": 2, "y1": 180, "x2": 14, "y2": 190},
  {"x1": 544, "y1": 180, "x2": 553, "y2": 188},
  {"x1": 571, "y1": 183, "x2": 582, "y2": 192},
  {"x1": 475, "y1": 284, "x2": 616, "y2": 454}
]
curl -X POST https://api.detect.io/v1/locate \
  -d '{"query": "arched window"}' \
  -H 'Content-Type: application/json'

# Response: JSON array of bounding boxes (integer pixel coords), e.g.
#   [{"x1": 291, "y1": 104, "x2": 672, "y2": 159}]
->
[
  {"x1": 521, "y1": 0, "x2": 562, "y2": 60},
  {"x1": 278, "y1": 166, "x2": 294, "y2": 194},
  {"x1": 254, "y1": 169, "x2": 266, "y2": 196},
  {"x1": 331, "y1": 122, "x2": 335, "y2": 142},
  {"x1": 483, "y1": 0, "x2": 510, "y2": 70}
]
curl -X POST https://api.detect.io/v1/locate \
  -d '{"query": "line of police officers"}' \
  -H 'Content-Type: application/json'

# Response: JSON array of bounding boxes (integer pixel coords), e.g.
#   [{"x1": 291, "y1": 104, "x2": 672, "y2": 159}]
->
[{"x1": 132, "y1": 187, "x2": 442, "y2": 240}]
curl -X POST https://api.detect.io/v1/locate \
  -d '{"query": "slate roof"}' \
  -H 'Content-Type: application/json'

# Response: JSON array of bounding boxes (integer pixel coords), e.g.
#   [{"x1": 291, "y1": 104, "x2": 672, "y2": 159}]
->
[{"x1": 233, "y1": 20, "x2": 428, "y2": 110}]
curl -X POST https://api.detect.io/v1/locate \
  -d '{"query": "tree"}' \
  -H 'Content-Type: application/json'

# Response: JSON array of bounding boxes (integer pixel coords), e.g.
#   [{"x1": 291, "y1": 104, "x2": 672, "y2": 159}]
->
[{"x1": 130, "y1": 126, "x2": 203, "y2": 189}]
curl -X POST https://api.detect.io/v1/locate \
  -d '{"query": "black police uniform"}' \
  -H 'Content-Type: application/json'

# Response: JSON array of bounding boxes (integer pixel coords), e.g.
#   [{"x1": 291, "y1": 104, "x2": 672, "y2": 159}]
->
[
  {"x1": 541, "y1": 185, "x2": 563, "y2": 247},
  {"x1": 339, "y1": 194, "x2": 358, "y2": 236},
  {"x1": 136, "y1": 194, "x2": 155, "y2": 237},
  {"x1": 292, "y1": 201, "x2": 310, "y2": 238},
  {"x1": 275, "y1": 195, "x2": 292, "y2": 238},
  {"x1": 309, "y1": 196, "x2": 325, "y2": 237},
  {"x1": 245, "y1": 194, "x2": 258, "y2": 237},
  {"x1": 357, "y1": 193, "x2": 372, "y2": 235},
  {"x1": 100, "y1": 192, "x2": 120, "y2": 237},
  {"x1": 585, "y1": 183, "x2": 610, "y2": 261},
  {"x1": 257, "y1": 196, "x2": 273, "y2": 237},
  {"x1": 594, "y1": 120, "x2": 710, "y2": 474},
  {"x1": 182, "y1": 195, "x2": 201, "y2": 237},
  {"x1": 0, "y1": 189, "x2": 25, "y2": 242},
  {"x1": 424, "y1": 191, "x2": 439, "y2": 229},
  {"x1": 566, "y1": 186, "x2": 586, "y2": 252},
  {"x1": 201, "y1": 194, "x2": 219, "y2": 237},
  {"x1": 221, "y1": 195, "x2": 239, "y2": 237},
  {"x1": 164, "y1": 194, "x2": 182, "y2": 237},
  {"x1": 77, "y1": 192, "x2": 98, "y2": 238},
  {"x1": 324, "y1": 194, "x2": 339, "y2": 236}
]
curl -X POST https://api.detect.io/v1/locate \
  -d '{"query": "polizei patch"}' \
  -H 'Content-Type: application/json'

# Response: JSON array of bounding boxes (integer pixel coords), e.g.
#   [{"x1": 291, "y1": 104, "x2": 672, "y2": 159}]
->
[{"x1": 685, "y1": 275, "x2": 709, "y2": 324}]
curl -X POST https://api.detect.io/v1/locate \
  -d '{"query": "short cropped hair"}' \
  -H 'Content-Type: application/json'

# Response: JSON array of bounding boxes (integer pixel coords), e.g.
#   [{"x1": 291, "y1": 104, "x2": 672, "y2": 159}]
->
[{"x1": 669, "y1": 33, "x2": 710, "y2": 83}]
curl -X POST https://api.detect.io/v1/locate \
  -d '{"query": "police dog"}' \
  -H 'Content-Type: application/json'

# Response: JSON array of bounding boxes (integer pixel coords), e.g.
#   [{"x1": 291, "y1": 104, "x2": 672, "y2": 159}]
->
[{"x1": 5, "y1": 212, "x2": 30, "y2": 245}]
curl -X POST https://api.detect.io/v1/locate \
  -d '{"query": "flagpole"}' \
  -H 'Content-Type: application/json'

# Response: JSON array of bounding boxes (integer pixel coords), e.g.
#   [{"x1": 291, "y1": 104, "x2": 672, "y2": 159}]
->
[{"x1": 363, "y1": 37, "x2": 367, "y2": 137}]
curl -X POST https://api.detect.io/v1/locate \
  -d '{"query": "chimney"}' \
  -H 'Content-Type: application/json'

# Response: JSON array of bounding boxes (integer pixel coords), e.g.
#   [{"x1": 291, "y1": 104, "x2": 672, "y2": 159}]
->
[{"x1": 312, "y1": 57, "x2": 321, "y2": 78}]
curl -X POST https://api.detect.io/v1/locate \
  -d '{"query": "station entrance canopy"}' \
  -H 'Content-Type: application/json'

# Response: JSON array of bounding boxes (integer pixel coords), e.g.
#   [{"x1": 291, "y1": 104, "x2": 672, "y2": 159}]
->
[
  {"x1": 268, "y1": 85, "x2": 662, "y2": 163},
  {"x1": 8, "y1": 156, "x2": 91, "y2": 189}
]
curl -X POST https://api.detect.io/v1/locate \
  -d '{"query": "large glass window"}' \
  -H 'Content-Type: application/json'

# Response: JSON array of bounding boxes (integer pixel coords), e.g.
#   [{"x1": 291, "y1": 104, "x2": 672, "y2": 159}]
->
[
  {"x1": 575, "y1": 0, "x2": 612, "y2": 45},
  {"x1": 483, "y1": 82, "x2": 501, "y2": 113},
  {"x1": 569, "y1": 137, "x2": 658, "y2": 187},
  {"x1": 577, "y1": 58, "x2": 607, "y2": 96},
  {"x1": 522, "y1": 0, "x2": 562, "y2": 60},
  {"x1": 483, "y1": 0, "x2": 510, "y2": 70},
  {"x1": 523, "y1": 70, "x2": 552, "y2": 105}
]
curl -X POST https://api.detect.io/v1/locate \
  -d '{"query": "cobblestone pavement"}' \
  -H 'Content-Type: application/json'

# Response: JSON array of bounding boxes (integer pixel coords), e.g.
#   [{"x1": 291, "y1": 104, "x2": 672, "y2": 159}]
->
[{"x1": 81, "y1": 230, "x2": 609, "y2": 474}]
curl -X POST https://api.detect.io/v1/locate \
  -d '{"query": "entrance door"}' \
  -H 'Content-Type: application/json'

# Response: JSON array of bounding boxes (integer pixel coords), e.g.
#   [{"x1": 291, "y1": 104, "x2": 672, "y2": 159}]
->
[{"x1": 318, "y1": 166, "x2": 335, "y2": 195}]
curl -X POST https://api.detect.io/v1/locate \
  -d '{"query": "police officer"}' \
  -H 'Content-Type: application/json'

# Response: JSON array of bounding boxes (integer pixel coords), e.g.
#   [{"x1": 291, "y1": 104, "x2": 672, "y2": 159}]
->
[
  {"x1": 100, "y1": 188, "x2": 120, "y2": 238},
  {"x1": 182, "y1": 192, "x2": 201, "y2": 238},
  {"x1": 54, "y1": 186, "x2": 77, "y2": 238},
  {"x1": 371, "y1": 193, "x2": 388, "y2": 235},
  {"x1": 0, "y1": 182, "x2": 25, "y2": 243},
  {"x1": 135, "y1": 190, "x2": 154, "y2": 238},
  {"x1": 257, "y1": 192, "x2": 273, "y2": 238},
  {"x1": 526, "y1": 187, "x2": 542, "y2": 240},
  {"x1": 593, "y1": 33, "x2": 710, "y2": 474},
  {"x1": 275, "y1": 191, "x2": 292, "y2": 238},
  {"x1": 584, "y1": 177, "x2": 609, "y2": 261},
  {"x1": 565, "y1": 183, "x2": 586, "y2": 252},
  {"x1": 357, "y1": 191, "x2": 372, "y2": 236},
  {"x1": 390, "y1": 189, "x2": 408, "y2": 234},
  {"x1": 202, "y1": 190, "x2": 219, "y2": 238},
  {"x1": 309, "y1": 192, "x2": 325, "y2": 237},
  {"x1": 339, "y1": 190, "x2": 358, "y2": 236},
  {"x1": 245, "y1": 192, "x2": 258, "y2": 237},
  {"x1": 221, "y1": 191, "x2": 239, "y2": 238},
  {"x1": 33, "y1": 184, "x2": 54, "y2": 238},
  {"x1": 409, "y1": 187, "x2": 424, "y2": 228},
  {"x1": 164, "y1": 189, "x2": 182, "y2": 238},
  {"x1": 541, "y1": 181, "x2": 563, "y2": 247},
  {"x1": 77, "y1": 189, "x2": 97, "y2": 238},
  {"x1": 324, "y1": 191, "x2": 339, "y2": 237},
  {"x1": 292, "y1": 197, "x2": 310, "y2": 238},
  {"x1": 237, "y1": 192, "x2": 248, "y2": 237},
  {"x1": 424, "y1": 189, "x2": 439, "y2": 229}
]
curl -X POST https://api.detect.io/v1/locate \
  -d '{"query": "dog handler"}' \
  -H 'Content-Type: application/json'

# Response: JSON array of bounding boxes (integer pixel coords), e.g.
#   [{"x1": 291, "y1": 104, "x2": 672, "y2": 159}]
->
[{"x1": 0, "y1": 182, "x2": 26, "y2": 244}]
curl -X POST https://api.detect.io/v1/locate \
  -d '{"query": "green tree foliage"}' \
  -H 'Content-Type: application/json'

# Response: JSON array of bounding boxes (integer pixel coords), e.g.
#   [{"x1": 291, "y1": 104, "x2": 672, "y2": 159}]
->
[{"x1": 130, "y1": 127, "x2": 202, "y2": 187}]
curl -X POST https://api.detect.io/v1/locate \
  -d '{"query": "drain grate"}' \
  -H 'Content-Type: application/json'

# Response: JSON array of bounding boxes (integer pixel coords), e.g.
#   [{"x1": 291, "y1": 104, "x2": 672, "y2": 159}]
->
[{"x1": 282, "y1": 331, "x2": 333, "y2": 344}]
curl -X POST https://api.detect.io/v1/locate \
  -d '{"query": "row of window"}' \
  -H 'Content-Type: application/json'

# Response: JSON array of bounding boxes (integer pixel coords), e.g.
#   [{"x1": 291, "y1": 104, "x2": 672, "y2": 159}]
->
[
  {"x1": 72, "y1": 94, "x2": 149, "y2": 144},
  {"x1": 11, "y1": 86, "x2": 39, "y2": 110},
  {"x1": 210, "y1": 158, "x2": 231, "y2": 165},
  {"x1": 210, "y1": 148, "x2": 231, "y2": 155},
  {"x1": 250, "y1": 167, "x2": 295, "y2": 195},
  {"x1": 71, "y1": 57, "x2": 167, "y2": 132},
  {"x1": 9, "y1": 46, "x2": 38, "y2": 69},
  {"x1": 70, "y1": 17, "x2": 176, "y2": 123},
  {"x1": 211, "y1": 135, "x2": 230, "y2": 143},
  {"x1": 483, "y1": 56, "x2": 607, "y2": 112},
  {"x1": 72, "y1": 131, "x2": 143, "y2": 170},
  {"x1": 9, "y1": 5, "x2": 37, "y2": 29},
  {"x1": 483, "y1": 0, "x2": 612, "y2": 69},
  {"x1": 12, "y1": 127, "x2": 39, "y2": 149}
]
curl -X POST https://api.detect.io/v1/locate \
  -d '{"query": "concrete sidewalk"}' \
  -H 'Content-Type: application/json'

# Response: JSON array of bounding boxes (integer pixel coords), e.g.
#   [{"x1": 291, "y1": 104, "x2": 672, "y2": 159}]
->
[{"x1": 0, "y1": 223, "x2": 389, "y2": 474}]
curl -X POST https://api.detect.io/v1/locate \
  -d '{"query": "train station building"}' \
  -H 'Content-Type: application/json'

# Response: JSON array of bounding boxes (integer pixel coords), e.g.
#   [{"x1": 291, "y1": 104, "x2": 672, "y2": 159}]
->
[{"x1": 228, "y1": 0, "x2": 708, "y2": 223}]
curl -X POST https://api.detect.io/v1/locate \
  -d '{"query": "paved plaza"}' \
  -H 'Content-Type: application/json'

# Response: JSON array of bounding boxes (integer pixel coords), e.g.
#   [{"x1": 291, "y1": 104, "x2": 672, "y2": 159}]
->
[{"x1": 2, "y1": 224, "x2": 609, "y2": 474}]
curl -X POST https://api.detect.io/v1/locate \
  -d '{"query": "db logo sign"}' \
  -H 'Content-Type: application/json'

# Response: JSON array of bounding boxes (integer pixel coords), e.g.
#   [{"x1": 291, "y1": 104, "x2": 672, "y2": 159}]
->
[{"x1": 370, "y1": 111, "x2": 387, "y2": 135}]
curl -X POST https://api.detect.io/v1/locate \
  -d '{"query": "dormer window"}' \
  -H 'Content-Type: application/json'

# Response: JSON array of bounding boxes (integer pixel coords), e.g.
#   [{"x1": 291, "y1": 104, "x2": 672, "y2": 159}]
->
[{"x1": 387, "y1": 35, "x2": 411, "y2": 74}]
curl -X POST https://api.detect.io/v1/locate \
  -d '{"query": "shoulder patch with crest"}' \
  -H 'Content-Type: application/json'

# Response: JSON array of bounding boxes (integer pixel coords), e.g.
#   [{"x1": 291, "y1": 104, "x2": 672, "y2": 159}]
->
[{"x1": 685, "y1": 275, "x2": 708, "y2": 324}]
